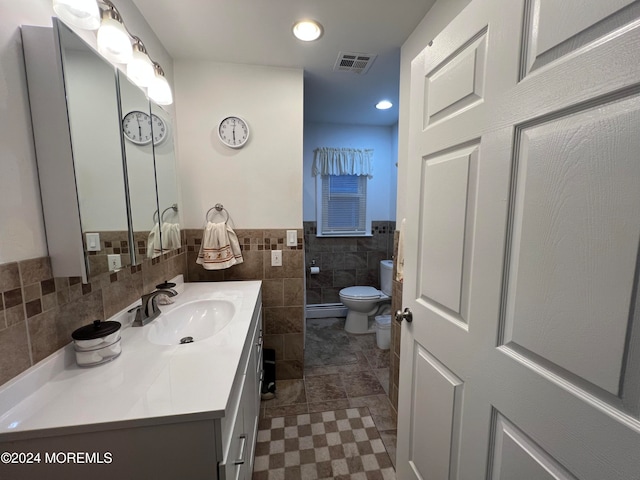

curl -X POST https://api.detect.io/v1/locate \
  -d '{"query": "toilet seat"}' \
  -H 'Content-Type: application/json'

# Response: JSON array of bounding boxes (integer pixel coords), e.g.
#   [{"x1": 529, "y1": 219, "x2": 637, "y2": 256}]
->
[{"x1": 339, "y1": 286, "x2": 381, "y2": 300}]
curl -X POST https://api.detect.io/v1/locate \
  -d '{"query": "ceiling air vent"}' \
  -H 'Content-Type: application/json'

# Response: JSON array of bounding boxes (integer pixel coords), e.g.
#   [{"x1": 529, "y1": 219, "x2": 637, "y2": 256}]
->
[{"x1": 333, "y1": 51, "x2": 377, "y2": 74}]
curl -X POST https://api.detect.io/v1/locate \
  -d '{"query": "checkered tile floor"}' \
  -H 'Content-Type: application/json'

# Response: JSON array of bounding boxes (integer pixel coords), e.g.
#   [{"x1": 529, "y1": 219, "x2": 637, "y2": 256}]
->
[{"x1": 252, "y1": 407, "x2": 396, "y2": 480}]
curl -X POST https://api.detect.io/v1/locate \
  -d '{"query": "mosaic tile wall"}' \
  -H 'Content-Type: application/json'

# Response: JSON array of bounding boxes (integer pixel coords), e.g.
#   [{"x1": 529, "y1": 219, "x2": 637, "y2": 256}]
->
[
  {"x1": 303, "y1": 221, "x2": 396, "y2": 304},
  {"x1": 84, "y1": 230, "x2": 131, "y2": 277},
  {"x1": 0, "y1": 248, "x2": 187, "y2": 386},
  {"x1": 389, "y1": 230, "x2": 403, "y2": 413},
  {"x1": 184, "y1": 228, "x2": 305, "y2": 380},
  {"x1": 83, "y1": 230, "x2": 166, "y2": 277}
]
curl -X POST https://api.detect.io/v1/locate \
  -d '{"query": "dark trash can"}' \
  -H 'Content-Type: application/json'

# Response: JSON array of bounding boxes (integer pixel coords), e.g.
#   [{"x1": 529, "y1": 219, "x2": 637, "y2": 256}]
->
[{"x1": 261, "y1": 348, "x2": 276, "y2": 400}]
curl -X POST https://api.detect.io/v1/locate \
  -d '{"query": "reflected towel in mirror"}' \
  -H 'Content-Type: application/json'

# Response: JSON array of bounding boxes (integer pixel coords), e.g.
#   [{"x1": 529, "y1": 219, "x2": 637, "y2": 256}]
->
[
  {"x1": 147, "y1": 223, "x2": 162, "y2": 258},
  {"x1": 162, "y1": 222, "x2": 181, "y2": 251}
]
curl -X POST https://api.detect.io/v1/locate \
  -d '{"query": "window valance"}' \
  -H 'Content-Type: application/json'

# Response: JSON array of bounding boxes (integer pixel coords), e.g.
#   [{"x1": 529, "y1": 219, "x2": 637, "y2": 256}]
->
[{"x1": 312, "y1": 147, "x2": 374, "y2": 178}]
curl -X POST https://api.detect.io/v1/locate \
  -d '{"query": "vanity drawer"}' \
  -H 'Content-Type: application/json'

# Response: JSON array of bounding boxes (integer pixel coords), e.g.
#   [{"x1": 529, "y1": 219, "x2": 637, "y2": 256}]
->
[
  {"x1": 219, "y1": 304, "x2": 262, "y2": 480},
  {"x1": 219, "y1": 373, "x2": 247, "y2": 480}
]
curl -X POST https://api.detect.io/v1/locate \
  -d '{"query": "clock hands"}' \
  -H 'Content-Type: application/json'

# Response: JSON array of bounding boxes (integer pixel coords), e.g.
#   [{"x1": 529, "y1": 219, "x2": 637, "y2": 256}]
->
[
  {"x1": 124, "y1": 111, "x2": 155, "y2": 145},
  {"x1": 219, "y1": 117, "x2": 248, "y2": 148}
]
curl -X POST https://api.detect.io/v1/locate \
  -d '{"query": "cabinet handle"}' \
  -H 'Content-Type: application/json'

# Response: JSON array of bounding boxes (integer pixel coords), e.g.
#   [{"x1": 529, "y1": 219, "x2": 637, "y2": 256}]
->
[
  {"x1": 259, "y1": 369, "x2": 264, "y2": 382},
  {"x1": 234, "y1": 434, "x2": 247, "y2": 465}
]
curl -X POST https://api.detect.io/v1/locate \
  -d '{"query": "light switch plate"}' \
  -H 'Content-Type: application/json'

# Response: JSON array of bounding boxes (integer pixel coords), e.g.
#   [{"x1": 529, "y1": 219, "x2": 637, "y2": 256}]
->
[
  {"x1": 86, "y1": 232, "x2": 101, "y2": 251},
  {"x1": 286, "y1": 230, "x2": 297, "y2": 247},
  {"x1": 271, "y1": 250, "x2": 282, "y2": 267}
]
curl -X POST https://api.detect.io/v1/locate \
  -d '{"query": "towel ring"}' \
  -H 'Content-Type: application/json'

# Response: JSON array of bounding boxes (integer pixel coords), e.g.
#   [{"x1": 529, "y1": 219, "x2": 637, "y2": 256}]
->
[
  {"x1": 205, "y1": 203, "x2": 229, "y2": 224},
  {"x1": 161, "y1": 204, "x2": 178, "y2": 223},
  {"x1": 153, "y1": 204, "x2": 179, "y2": 224}
]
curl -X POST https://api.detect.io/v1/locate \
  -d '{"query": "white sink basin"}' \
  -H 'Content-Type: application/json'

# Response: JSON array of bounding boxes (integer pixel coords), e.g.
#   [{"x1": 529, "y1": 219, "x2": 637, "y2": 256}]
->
[{"x1": 146, "y1": 299, "x2": 235, "y2": 345}]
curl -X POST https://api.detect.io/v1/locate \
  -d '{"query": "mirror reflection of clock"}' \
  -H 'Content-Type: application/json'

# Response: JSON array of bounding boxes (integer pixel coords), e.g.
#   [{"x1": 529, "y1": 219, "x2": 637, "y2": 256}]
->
[
  {"x1": 122, "y1": 110, "x2": 152, "y2": 145},
  {"x1": 123, "y1": 111, "x2": 168, "y2": 145},
  {"x1": 151, "y1": 114, "x2": 168, "y2": 145}
]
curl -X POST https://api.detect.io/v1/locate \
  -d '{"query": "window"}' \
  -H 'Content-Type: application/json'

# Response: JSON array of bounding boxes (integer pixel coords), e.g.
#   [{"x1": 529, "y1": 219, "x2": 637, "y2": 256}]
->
[{"x1": 318, "y1": 175, "x2": 368, "y2": 236}]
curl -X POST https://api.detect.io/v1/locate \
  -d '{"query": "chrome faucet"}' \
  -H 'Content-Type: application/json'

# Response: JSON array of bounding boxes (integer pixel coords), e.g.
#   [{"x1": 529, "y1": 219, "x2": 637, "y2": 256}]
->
[{"x1": 132, "y1": 289, "x2": 177, "y2": 327}]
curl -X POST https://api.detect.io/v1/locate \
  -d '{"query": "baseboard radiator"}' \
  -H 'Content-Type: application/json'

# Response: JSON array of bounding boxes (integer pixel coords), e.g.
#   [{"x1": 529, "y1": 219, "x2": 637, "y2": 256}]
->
[{"x1": 305, "y1": 303, "x2": 348, "y2": 319}]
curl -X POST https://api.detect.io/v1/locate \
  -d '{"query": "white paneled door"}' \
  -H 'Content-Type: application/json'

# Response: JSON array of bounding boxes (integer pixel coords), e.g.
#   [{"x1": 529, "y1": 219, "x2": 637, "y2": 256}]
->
[{"x1": 397, "y1": 0, "x2": 640, "y2": 478}]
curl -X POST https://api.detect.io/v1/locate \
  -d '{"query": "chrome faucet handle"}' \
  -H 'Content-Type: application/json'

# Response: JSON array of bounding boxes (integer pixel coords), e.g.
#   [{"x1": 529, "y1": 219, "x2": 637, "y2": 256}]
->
[
  {"x1": 144, "y1": 289, "x2": 177, "y2": 316},
  {"x1": 132, "y1": 289, "x2": 177, "y2": 327}
]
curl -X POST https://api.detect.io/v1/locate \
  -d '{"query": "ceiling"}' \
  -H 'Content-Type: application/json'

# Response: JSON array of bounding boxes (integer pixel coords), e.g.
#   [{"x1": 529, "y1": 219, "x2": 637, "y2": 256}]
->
[{"x1": 130, "y1": 0, "x2": 436, "y2": 126}]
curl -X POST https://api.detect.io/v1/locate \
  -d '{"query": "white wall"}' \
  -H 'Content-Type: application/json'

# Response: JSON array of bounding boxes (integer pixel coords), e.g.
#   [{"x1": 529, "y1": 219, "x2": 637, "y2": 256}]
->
[
  {"x1": 396, "y1": 0, "x2": 472, "y2": 223},
  {"x1": 173, "y1": 60, "x2": 303, "y2": 229},
  {"x1": 0, "y1": 0, "x2": 52, "y2": 263},
  {"x1": 303, "y1": 122, "x2": 397, "y2": 222},
  {"x1": 390, "y1": 122, "x2": 399, "y2": 219},
  {"x1": 0, "y1": 0, "x2": 173, "y2": 263}
]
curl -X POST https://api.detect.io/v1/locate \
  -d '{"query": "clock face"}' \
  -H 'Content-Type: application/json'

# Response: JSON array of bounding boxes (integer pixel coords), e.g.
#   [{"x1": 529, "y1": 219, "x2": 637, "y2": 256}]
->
[
  {"x1": 122, "y1": 110, "x2": 152, "y2": 145},
  {"x1": 218, "y1": 116, "x2": 249, "y2": 148},
  {"x1": 151, "y1": 114, "x2": 168, "y2": 145}
]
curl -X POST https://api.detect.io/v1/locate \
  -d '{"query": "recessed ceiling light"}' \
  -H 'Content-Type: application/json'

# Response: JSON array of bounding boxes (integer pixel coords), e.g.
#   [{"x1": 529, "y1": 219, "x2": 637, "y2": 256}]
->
[
  {"x1": 376, "y1": 100, "x2": 393, "y2": 110},
  {"x1": 293, "y1": 20, "x2": 323, "y2": 42}
]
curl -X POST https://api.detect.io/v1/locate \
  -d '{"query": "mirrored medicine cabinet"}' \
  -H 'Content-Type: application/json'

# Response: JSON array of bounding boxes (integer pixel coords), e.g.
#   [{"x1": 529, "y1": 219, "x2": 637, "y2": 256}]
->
[{"x1": 22, "y1": 18, "x2": 180, "y2": 283}]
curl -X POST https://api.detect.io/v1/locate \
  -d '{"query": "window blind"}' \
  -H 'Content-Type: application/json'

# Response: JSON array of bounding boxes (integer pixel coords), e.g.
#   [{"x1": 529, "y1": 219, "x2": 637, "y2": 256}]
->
[{"x1": 321, "y1": 175, "x2": 367, "y2": 235}]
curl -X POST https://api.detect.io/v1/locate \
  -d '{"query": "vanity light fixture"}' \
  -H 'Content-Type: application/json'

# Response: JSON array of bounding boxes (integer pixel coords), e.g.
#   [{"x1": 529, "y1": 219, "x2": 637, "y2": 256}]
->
[
  {"x1": 52, "y1": 0, "x2": 101, "y2": 30},
  {"x1": 127, "y1": 40, "x2": 155, "y2": 87},
  {"x1": 148, "y1": 64, "x2": 173, "y2": 106},
  {"x1": 375, "y1": 100, "x2": 393, "y2": 110},
  {"x1": 292, "y1": 19, "x2": 323, "y2": 42},
  {"x1": 97, "y1": 7, "x2": 132, "y2": 64},
  {"x1": 52, "y1": 0, "x2": 173, "y2": 104}
]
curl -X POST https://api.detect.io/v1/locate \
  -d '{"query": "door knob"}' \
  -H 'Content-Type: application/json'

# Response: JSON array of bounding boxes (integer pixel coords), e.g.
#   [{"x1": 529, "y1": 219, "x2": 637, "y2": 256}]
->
[{"x1": 395, "y1": 307, "x2": 413, "y2": 323}]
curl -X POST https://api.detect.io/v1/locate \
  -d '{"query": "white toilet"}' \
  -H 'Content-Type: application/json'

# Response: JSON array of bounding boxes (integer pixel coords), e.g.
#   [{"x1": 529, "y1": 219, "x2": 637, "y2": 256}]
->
[{"x1": 339, "y1": 260, "x2": 393, "y2": 334}]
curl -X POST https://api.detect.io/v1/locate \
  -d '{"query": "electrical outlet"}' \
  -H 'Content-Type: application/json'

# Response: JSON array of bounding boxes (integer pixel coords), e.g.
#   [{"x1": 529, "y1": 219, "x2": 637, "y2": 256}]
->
[
  {"x1": 271, "y1": 250, "x2": 282, "y2": 267},
  {"x1": 107, "y1": 254, "x2": 122, "y2": 271}
]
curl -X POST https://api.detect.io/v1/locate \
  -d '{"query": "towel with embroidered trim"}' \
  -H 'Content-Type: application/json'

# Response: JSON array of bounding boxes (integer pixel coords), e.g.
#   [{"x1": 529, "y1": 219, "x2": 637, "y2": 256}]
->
[{"x1": 196, "y1": 222, "x2": 244, "y2": 270}]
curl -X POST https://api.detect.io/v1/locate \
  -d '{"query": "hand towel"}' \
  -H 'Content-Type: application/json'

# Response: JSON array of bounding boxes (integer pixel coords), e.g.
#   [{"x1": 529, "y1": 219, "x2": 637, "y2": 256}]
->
[
  {"x1": 147, "y1": 223, "x2": 162, "y2": 258},
  {"x1": 196, "y1": 222, "x2": 244, "y2": 270},
  {"x1": 396, "y1": 218, "x2": 406, "y2": 282},
  {"x1": 161, "y1": 222, "x2": 181, "y2": 251}
]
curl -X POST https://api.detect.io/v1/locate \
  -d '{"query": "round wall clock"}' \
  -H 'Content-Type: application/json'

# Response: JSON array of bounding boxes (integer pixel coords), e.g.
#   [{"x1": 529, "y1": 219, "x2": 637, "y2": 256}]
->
[
  {"x1": 151, "y1": 113, "x2": 168, "y2": 145},
  {"x1": 218, "y1": 116, "x2": 249, "y2": 148},
  {"x1": 122, "y1": 110, "x2": 152, "y2": 145}
]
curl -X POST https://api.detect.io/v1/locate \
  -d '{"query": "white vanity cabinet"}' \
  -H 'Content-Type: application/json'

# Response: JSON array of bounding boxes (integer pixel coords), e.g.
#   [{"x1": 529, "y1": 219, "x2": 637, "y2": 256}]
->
[
  {"x1": 219, "y1": 305, "x2": 263, "y2": 480},
  {"x1": 0, "y1": 283, "x2": 263, "y2": 480}
]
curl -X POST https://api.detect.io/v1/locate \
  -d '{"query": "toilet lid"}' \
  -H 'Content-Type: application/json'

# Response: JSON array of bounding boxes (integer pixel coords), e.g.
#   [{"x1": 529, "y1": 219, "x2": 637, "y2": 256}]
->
[{"x1": 340, "y1": 286, "x2": 381, "y2": 300}]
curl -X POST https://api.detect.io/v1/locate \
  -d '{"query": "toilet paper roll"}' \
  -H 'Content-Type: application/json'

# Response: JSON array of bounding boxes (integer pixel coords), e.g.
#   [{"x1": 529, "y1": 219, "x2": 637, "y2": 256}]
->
[{"x1": 309, "y1": 266, "x2": 320, "y2": 275}]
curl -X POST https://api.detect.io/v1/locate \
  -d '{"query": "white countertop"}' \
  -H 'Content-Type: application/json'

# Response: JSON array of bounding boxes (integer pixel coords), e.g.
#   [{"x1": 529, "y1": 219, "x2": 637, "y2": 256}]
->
[{"x1": 0, "y1": 278, "x2": 261, "y2": 441}]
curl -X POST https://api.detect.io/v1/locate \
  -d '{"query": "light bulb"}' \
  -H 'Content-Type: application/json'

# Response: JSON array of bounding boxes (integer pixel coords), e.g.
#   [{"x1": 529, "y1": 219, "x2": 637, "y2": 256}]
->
[
  {"x1": 127, "y1": 42, "x2": 155, "y2": 87},
  {"x1": 53, "y1": 0, "x2": 100, "y2": 30},
  {"x1": 148, "y1": 65, "x2": 173, "y2": 105},
  {"x1": 376, "y1": 100, "x2": 393, "y2": 110},
  {"x1": 97, "y1": 9, "x2": 132, "y2": 64},
  {"x1": 292, "y1": 20, "x2": 323, "y2": 42}
]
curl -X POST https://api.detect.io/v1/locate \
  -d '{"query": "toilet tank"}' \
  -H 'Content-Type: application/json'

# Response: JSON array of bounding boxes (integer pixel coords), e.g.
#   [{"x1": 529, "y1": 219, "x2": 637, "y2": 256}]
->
[{"x1": 380, "y1": 260, "x2": 393, "y2": 296}]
